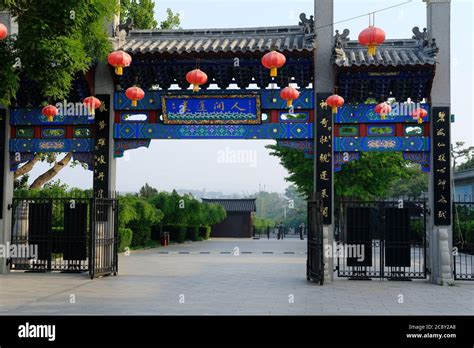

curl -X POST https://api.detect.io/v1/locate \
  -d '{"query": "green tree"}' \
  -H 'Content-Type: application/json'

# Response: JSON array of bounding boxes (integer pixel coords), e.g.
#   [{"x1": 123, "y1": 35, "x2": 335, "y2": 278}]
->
[
  {"x1": 1, "y1": 0, "x2": 116, "y2": 189},
  {"x1": 121, "y1": 1, "x2": 180, "y2": 30},
  {"x1": 139, "y1": 183, "x2": 158, "y2": 198},
  {"x1": 267, "y1": 143, "x2": 416, "y2": 200},
  {"x1": 0, "y1": 0, "x2": 116, "y2": 103},
  {"x1": 388, "y1": 165, "x2": 428, "y2": 198},
  {"x1": 119, "y1": 194, "x2": 163, "y2": 246},
  {"x1": 452, "y1": 141, "x2": 474, "y2": 172},
  {"x1": 160, "y1": 8, "x2": 181, "y2": 29}
]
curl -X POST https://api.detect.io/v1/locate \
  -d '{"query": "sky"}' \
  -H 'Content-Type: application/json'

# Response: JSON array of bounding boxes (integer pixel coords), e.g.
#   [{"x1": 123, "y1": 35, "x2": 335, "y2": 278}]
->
[{"x1": 27, "y1": 0, "x2": 474, "y2": 195}]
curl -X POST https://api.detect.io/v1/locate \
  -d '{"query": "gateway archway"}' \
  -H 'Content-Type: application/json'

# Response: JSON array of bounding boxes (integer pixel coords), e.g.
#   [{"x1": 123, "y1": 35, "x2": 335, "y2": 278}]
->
[{"x1": 0, "y1": 0, "x2": 457, "y2": 285}]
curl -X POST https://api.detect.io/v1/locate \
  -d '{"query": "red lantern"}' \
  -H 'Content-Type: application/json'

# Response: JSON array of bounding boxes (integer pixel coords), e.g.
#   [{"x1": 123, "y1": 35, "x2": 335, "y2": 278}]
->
[
  {"x1": 411, "y1": 108, "x2": 428, "y2": 124},
  {"x1": 42, "y1": 105, "x2": 59, "y2": 122},
  {"x1": 374, "y1": 102, "x2": 392, "y2": 120},
  {"x1": 261, "y1": 51, "x2": 286, "y2": 77},
  {"x1": 280, "y1": 87, "x2": 300, "y2": 107},
  {"x1": 83, "y1": 96, "x2": 102, "y2": 116},
  {"x1": 326, "y1": 94, "x2": 345, "y2": 114},
  {"x1": 107, "y1": 50, "x2": 132, "y2": 76},
  {"x1": 358, "y1": 26, "x2": 386, "y2": 56},
  {"x1": 0, "y1": 23, "x2": 8, "y2": 40},
  {"x1": 125, "y1": 87, "x2": 145, "y2": 107},
  {"x1": 186, "y1": 69, "x2": 208, "y2": 92}
]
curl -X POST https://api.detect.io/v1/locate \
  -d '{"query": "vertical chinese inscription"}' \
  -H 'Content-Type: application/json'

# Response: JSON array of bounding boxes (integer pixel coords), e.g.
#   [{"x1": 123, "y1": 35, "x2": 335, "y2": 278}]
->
[
  {"x1": 432, "y1": 107, "x2": 451, "y2": 225},
  {"x1": 316, "y1": 93, "x2": 333, "y2": 225},
  {"x1": 0, "y1": 109, "x2": 5, "y2": 219},
  {"x1": 93, "y1": 95, "x2": 110, "y2": 199}
]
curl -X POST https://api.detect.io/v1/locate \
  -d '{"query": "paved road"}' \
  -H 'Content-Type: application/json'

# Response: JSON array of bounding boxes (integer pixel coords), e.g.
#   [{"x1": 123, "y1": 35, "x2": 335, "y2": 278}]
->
[{"x1": 0, "y1": 238, "x2": 472, "y2": 315}]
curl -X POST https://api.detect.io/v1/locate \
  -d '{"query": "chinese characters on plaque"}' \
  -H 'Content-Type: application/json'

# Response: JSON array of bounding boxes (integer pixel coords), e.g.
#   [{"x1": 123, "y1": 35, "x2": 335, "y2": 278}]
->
[
  {"x1": 93, "y1": 94, "x2": 110, "y2": 200},
  {"x1": 162, "y1": 95, "x2": 261, "y2": 124},
  {"x1": 432, "y1": 107, "x2": 451, "y2": 225},
  {"x1": 316, "y1": 93, "x2": 333, "y2": 225}
]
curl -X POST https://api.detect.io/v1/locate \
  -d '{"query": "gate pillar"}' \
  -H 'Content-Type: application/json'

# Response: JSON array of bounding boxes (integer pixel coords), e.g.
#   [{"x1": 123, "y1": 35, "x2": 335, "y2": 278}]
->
[
  {"x1": 93, "y1": 61, "x2": 116, "y2": 198},
  {"x1": 425, "y1": 0, "x2": 454, "y2": 284},
  {"x1": 314, "y1": 0, "x2": 335, "y2": 282},
  {"x1": 0, "y1": 12, "x2": 17, "y2": 274},
  {"x1": 0, "y1": 108, "x2": 14, "y2": 275}
]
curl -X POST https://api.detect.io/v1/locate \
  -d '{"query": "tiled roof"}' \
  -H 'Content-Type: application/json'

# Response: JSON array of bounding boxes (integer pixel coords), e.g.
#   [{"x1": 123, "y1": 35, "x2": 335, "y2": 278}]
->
[
  {"x1": 333, "y1": 27, "x2": 438, "y2": 68},
  {"x1": 118, "y1": 25, "x2": 315, "y2": 55},
  {"x1": 202, "y1": 199, "x2": 257, "y2": 212}
]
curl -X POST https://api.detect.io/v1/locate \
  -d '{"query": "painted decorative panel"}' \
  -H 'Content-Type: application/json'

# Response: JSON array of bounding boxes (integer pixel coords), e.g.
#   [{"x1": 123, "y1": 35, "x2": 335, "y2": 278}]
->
[
  {"x1": 120, "y1": 112, "x2": 149, "y2": 123},
  {"x1": 334, "y1": 137, "x2": 430, "y2": 152},
  {"x1": 41, "y1": 128, "x2": 65, "y2": 138},
  {"x1": 338, "y1": 125, "x2": 359, "y2": 137},
  {"x1": 404, "y1": 125, "x2": 424, "y2": 136},
  {"x1": 279, "y1": 111, "x2": 309, "y2": 123},
  {"x1": 16, "y1": 127, "x2": 34, "y2": 138},
  {"x1": 367, "y1": 125, "x2": 395, "y2": 137},
  {"x1": 74, "y1": 127, "x2": 92, "y2": 138}
]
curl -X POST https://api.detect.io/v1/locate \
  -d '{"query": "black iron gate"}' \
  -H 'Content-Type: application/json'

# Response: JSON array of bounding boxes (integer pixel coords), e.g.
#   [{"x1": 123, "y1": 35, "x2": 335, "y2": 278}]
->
[
  {"x1": 335, "y1": 199, "x2": 427, "y2": 280},
  {"x1": 453, "y1": 199, "x2": 474, "y2": 281},
  {"x1": 306, "y1": 196, "x2": 324, "y2": 284},
  {"x1": 89, "y1": 198, "x2": 119, "y2": 279},
  {"x1": 9, "y1": 196, "x2": 118, "y2": 278}
]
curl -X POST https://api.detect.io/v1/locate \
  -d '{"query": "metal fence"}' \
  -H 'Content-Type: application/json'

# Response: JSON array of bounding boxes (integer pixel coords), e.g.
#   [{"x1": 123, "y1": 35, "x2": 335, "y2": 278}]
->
[
  {"x1": 335, "y1": 198, "x2": 427, "y2": 280},
  {"x1": 253, "y1": 226, "x2": 305, "y2": 239},
  {"x1": 453, "y1": 196, "x2": 474, "y2": 281},
  {"x1": 9, "y1": 195, "x2": 118, "y2": 278}
]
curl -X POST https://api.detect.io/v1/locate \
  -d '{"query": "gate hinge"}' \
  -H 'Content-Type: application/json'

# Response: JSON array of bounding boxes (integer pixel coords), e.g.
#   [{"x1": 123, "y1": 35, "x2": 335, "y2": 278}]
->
[{"x1": 7, "y1": 203, "x2": 12, "y2": 210}]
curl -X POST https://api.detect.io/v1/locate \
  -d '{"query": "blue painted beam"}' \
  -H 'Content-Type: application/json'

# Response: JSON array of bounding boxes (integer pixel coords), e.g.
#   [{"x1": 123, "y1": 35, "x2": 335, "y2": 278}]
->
[
  {"x1": 10, "y1": 139, "x2": 94, "y2": 153},
  {"x1": 11, "y1": 108, "x2": 93, "y2": 126},
  {"x1": 114, "y1": 122, "x2": 313, "y2": 140},
  {"x1": 335, "y1": 103, "x2": 430, "y2": 123}
]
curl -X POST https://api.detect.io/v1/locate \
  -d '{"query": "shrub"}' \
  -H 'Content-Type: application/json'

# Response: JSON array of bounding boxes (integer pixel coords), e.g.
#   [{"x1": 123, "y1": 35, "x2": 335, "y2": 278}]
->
[
  {"x1": 186, "y1": 226, "x2": 200, "y2": 241},
  {"x1": 165, "y1": 224, "x2": 187, "y2": 243},
  {"x1": 131, "y1": 226, "x2": 152, "y2": 247},
  {"x1": 118, "y1": 227, "x2": 133, "y2": 252},
  {"x1": 199, "y1": 226, "x2": 212, "y2": 240},
  {"x1": 119, "y1": 194, "x2": 163, "y2": 247}
]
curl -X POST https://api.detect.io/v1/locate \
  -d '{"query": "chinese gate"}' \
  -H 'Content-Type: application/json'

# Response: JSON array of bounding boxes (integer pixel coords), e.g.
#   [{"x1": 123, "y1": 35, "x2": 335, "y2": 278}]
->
[{"x1": 0, "y1": 1, "x2": 455, "y2": 285}]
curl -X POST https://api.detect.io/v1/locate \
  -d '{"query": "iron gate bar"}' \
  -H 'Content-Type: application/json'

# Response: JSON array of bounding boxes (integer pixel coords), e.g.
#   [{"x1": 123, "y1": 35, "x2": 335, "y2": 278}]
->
[
  {"x1": 306, "y1": 195, "x2": 324, "y2": 285},
  {"x1": 336, "y1": 198, "x2": 427, "y2": 280},
  {"x1": 90, "y1": 197, "x2": 119, "y2": 279},
  {"x1": 10, "y1": 195, "x2": 118, "y2": 277},
  {"x1": 453, "y1": 198, "x2": 474, "y2": 281}
]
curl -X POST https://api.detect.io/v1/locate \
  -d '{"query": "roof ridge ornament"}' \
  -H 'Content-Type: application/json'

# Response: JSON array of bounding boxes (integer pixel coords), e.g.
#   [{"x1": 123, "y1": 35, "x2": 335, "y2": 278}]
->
[
  {"x1": 115, "y1": 18, "x2": 134, "y2": 37},
  {"x1": 299, "y1": 13, "x2": 314, "y2": 34},
  {"x1": 412, "y1": 26, "x2": 439, "y2": 57},
  {"x1": 334, "y1": 29, "x2": 350, "y2": 49}
]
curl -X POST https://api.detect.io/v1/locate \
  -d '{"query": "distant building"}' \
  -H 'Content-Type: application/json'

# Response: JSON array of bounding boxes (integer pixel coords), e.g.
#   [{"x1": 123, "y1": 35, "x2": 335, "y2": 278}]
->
[
  {"x1": 454, "y1": 169, "x2": 474, "y2": 200},
  {"x1": 202, "y1": 199, "x2": 256, "y2": 238}
]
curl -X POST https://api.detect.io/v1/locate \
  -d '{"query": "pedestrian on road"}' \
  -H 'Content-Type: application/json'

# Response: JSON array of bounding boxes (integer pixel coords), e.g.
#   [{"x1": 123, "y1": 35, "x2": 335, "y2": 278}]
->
[
  {"x1": 299, "y1": 222, "x2": 305, "y2": 240},
  {"x1": 278, "y1": 222, "x2": 284, "y2": 240}
]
